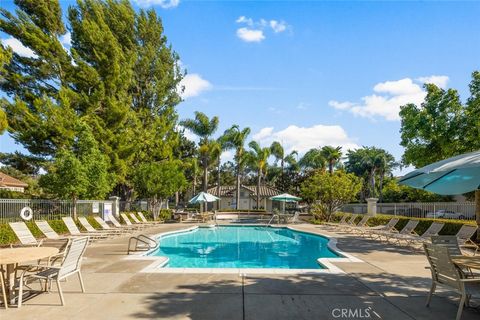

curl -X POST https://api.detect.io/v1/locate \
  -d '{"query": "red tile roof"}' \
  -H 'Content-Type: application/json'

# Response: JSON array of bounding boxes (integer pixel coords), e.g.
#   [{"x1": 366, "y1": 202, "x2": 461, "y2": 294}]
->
[{"x1": 0, "y1": 172, "x2": 28, "y2": 188}]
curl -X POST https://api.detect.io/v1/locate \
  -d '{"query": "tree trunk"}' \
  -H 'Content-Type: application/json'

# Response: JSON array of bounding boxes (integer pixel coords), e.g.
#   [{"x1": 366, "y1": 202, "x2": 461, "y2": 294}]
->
[
  {"x1": 217, "y1": 158, "x2": 221, "y2": 210},
  {"x1": 281, "y1": 159, "x2": 285, "y2": 191},
  {"x1": 193, "y1": 174, "x2": 197, "y2": 195},
  {"x1": 257, "y1": 169, "x2": 261, "y2": 209},
  {"x1": 379, "y1": 171, "x2": 384, "y2": 203},
  {"x1": 329, "y1": 161, "x2": 334, "y2": 174},
  {"x1": 175, "y1": 191, "x2": 179, "y2": 208},
  {"x1": 203, "y1": 165, "x2": 208, "y2": 192},
  {"x1": 370, "y1": 169, "x2": 376, "y2": 198},
  {"x1": 476, "y1": 189, "x2": 480, "y2": 241},
  {"x1": 236, "y1": 164, "x2": 241, "y2": 210}
]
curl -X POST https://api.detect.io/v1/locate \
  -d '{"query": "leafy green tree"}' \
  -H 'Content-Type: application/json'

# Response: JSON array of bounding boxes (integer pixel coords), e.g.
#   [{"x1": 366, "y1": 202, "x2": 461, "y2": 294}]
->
[
  {"x1": 223, "y1": 125, "x2": 251, "y2": 209},
  {"x1": 1, "y1": 0, "x2": 183, "y2": 199},
  {"x1": 40, "y1": 123, "x2": 111, "y2": 218},
  {"x1": 300, "y1": 170, "x2": 361, "y2": 221},
  {"x1": 248, "y1": 141, "x2": 271, "y2": 209},
  {"x1": 133, "y1": 160, "x2": 186, "y2": 219},
  {"x1": 320, "y1": 146, "x2": 342, "y2": 174}
]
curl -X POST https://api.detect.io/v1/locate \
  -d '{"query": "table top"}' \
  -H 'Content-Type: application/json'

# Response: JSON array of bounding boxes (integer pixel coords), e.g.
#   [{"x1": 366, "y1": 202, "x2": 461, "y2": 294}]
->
[
  {"x1": 0, "y1": 247, "x2": 59, "y2": 265},
  {"x1": 452, "y1": 256, "x2": 480, "y2": 270}
]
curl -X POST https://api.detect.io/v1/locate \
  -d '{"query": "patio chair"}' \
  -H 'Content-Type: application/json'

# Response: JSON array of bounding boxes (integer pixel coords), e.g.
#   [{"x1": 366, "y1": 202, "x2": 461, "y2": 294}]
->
[
  {"x1": 361, "y1": 218, "x2": 399, "y2": 238},
  {"x1": 93, "y1": 216, "x2": 129, "y2": 234},
  {"x1": 120, "y1": 213, "x2": 148, "y2": 229},
  {"x1": 77, "y1": 217, "x2": 121, "y2": 237},
  {"x1": 423, "y1": 243, "x2": 480, "y2": 320},
  {"x1": 431, "y1": 235, "x2": 462, "y2": 255},
  {"x1": 137, "y1": 212, "x2": 162, "y2": 224},
  {"x1": 62, "y1": 217, "x2": 108, "y2": 240},
  {"x1": 1, "y1": 266, "x2": 8, "y2": 309},
  {"x1": 286, "y1": 211, "x2": 301, "y2": 224},
  {"x1": 18, "y1": 236, "x2": 89, "y2": 307},
  {"x1": 456, "y1": 225, "x2": 479, "y2": 255},
  {"x1": 8, "y1": 222, "x2": 42, "y2": 247},
  {"x1": 35, "y1": 220, "x2": 62, "y2": 240},
  {"x1": 390, "y1": 222, "x2": 445, "y2": 246}
]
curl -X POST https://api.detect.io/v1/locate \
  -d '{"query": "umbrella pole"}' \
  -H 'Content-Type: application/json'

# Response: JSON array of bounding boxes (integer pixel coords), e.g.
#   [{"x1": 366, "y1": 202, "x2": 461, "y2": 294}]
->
[{"x1": 476, "y1": 189, "x2": 480, "y2": 241}]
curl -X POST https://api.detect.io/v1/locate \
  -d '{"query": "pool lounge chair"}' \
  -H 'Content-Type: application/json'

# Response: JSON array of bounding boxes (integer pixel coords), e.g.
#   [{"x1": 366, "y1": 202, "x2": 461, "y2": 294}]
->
[
  {"x1": 8, "y1": 222, "x2": 43, "y2": 247},
  {"x1": 423, "y1": 243, "x2": 480, "y2": 320},
  {"x1": 361, "y1": 218, "x2": 399, "y2": 238},
  {"x1": 107, "y1": 214, "x2": 140, "y2": 231},
  {"x1": 77, "y1": 217, "x2": 121, "y2": 237},
  {"x1": 35, "y1": 220, "x2": 63, "y2": 240},
  {"x1": 18, "y1": 236, "x2": 89, "y2": 307},
  {"x1": 120, "y1": 213, "x2": 148, "y2": 230},
  {"x1": 390, "y1": 222, "x2": 445, "y2": 246},
  {"x1": 322, "y1": 214, "x2": 350, "y2": 227},
  {"x1": 137, "y1": 212, "x2": 163, "y2": 224},
  {"x1": 62, "y1": 217, "x2": 108, "y2": 240},
  {"x1": 130, "y1": 213, "x2": 158, "y2": 226},
  {"x1": 431, "y1": 235, "x2": 462, "y2": 255},
  {"x1": 344, "y1": 215, "x2": 370, "y2": 232},
  {"x1": 93, "y1": 216, "x2": 129, "y2": 234},
  {"x1": 372, "y1": 220, "x2": 419, "y2": 242},
  {"x1": 456, "y1": 225, "x2": 479, "y2": 255}
]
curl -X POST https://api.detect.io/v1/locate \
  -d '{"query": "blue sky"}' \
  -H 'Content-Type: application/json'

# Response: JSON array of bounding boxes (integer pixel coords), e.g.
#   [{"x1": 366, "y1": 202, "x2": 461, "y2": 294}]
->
[{"x1": 1, "y1": 0, "x2": 479, "y2": 174}]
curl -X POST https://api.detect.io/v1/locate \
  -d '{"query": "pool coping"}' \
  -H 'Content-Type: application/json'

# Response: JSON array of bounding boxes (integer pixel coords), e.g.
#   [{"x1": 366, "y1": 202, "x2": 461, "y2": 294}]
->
[{"x1": 124, "y1": 224, "x2": 363, "y2": 275}]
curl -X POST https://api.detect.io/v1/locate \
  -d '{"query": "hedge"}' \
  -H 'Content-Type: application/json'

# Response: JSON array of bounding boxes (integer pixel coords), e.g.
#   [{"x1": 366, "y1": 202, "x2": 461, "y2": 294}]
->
[{"x1": 313, "y1": 212, "x2": 477, "y2": 239}]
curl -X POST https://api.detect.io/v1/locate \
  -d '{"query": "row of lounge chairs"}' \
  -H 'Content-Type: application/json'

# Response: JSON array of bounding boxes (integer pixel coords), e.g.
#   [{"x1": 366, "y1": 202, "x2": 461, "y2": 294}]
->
[{"x1": 325, "y1": 214, "x2": 479, "y2": 253}]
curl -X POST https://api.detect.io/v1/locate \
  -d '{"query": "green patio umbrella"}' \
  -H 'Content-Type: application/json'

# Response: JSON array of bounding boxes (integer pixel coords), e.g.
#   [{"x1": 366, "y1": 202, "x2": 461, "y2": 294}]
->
[
  {"x1": 189, "y1": 191, "x2": 220, "y2": 212},
  {"x1": 398, "y1": 150, "x2": 480, "y2": 234},
  {"x1": 270, "y1": 193, "x2": 302, "y2": 213}
]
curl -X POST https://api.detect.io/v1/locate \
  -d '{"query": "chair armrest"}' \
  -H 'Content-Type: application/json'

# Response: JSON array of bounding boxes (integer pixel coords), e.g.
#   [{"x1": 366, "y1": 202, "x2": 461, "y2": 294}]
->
[{"x1": 460, "y1": 278, "x2": 480, "y2": 283}]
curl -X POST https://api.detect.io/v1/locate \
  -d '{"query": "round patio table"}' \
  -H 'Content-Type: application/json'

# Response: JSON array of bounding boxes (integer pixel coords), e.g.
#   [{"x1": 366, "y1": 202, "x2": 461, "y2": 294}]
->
[
  {"x1": 0, "y1": 247, "x2": 59, "y2": 306},
  {"x1": 452, "y1": 256, "x2": 480, "y2": 271}
]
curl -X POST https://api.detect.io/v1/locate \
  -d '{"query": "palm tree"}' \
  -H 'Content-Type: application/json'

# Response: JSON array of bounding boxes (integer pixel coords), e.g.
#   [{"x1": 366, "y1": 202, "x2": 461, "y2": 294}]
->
[
  {"x1": 215, "y1": 134, "x2": 229, "y2": 209},
  {"x1": 320, "y1": 145, "x2": 343, "y2": 174},
  {"x1": 270, "y1": 141, "x2": 298, "y2": 191},
  {"x1": 299, "y1": 148, "x2": 326, "y2": 172},
  {"x1": 223, "y1": 125, "x2": 251, "y2": 210},
  {"x1": 248, "y1": 141, "x2": 270, "y2": 209},
  {"x1": 180, "y1": 112, "x2": 219, "y2": 192}
]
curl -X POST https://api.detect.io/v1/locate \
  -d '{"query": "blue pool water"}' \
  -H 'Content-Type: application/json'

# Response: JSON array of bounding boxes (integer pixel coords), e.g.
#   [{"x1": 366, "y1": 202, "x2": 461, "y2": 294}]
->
[{"x1": 148, "y1": 226, "x2": 340, "y2": 269}]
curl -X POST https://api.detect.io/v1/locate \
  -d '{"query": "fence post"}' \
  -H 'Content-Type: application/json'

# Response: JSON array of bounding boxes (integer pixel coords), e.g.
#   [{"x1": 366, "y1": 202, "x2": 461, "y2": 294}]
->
[{"x1": 109, "y1": 196, "x2": 120, "y2": 218}]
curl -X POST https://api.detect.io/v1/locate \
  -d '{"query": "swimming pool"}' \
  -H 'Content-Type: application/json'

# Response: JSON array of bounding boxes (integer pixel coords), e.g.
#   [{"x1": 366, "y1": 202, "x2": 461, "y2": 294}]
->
[{"x1": 148, "y1": 226, "x2": 341, "y2": 269}]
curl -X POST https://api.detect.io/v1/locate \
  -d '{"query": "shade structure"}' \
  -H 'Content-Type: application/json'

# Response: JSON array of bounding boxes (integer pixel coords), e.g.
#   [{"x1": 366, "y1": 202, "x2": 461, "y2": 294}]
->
[
  {"x1": 398, "y1": 150, "x2": 480, "y2": 195},
  {"x1": 270, "y1": 193, "x2": 302, "y2": 202},
  {"x1": 188, "y1": 192, "x2": 220, "y2": 204}
]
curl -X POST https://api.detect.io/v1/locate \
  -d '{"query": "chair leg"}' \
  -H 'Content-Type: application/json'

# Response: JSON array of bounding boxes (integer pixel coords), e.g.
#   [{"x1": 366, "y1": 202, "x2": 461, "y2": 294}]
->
[
  {"x1": 17, "y1": 273, "x2": 25, "y2": 308},
  {"x1": 426, "y1": 282, "x2": 436, "y2": 306},
  {"x1": 78, "y1": 272, "x2": 85, "y2": 293},
  {"x1": 56, "y1": 279, "x2": 65, "y2": 306},
  {"x1": 0, "y1": 271, "x2": 8, "y2": 309},
  {"x1": 456, "y1": 293, "x2": 466, "y2": 320}
]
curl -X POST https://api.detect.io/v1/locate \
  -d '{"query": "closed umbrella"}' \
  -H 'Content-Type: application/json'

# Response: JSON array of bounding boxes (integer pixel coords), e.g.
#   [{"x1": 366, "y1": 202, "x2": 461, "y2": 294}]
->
[{"x1": 398, "y1": 150, "x2": 480, "y2": 234}]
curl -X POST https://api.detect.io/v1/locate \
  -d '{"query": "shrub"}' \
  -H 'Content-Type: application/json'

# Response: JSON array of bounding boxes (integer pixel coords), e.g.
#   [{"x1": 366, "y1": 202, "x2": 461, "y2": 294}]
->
[{"x1": 0, "y1": 219, "x2": 70, "y2": 245}]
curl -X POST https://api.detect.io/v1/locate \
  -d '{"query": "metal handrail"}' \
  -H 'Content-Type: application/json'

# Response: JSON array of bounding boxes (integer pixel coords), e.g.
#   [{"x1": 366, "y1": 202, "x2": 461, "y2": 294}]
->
[
  {"x1": 127, "y1": 234, "x2": 158, "y2": 255},
  {"x1": 266, "y1": 214, "x2": 280, "y2": 227}
]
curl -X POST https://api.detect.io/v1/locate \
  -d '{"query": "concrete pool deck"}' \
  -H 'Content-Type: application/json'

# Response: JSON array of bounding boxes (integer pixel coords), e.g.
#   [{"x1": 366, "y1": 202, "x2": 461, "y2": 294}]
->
[{"x1": 2, "y1": 223, "x2": 479, "y2": 319}]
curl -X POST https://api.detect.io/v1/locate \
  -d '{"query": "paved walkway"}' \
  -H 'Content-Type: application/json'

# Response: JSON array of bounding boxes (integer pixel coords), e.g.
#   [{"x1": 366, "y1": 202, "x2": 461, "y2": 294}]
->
[{"x1": 2, "y1": 223, "x2": 479, "y2": 320}]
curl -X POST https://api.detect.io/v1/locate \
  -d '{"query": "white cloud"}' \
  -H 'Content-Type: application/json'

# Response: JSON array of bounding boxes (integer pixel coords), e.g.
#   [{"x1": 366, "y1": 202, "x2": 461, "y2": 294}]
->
[
  {"x1": 133, "y1": 0, "x2": 179, "y2": 8},
  {"x1": 236, "y1": 28, "x2": 265, "y2": 43},
  {"x1": 270, "y1": 20, "x2": 287, "y2": 33},
  {"x1": 221, "y1": 150, "x2": 234, "y2": 163},
  {"x1": 416, "y1": 75, "x2": 449, "y2": 89},
  {"x1": 252, "y1": 124, "x2": 358, "y2": 155},
  {"x1": 59, "y1": 32, "x2": 71, "y2": 47},
  {"x1": 179, "y1": 73, "x2": 212, "y2": 99},
  {"x1": 235, "y1": 16, "x2": 289, "y2": 42},
  {"x1": 1, "y1": 37, "x2": 36, "y2": 58},
  {"x1": 329, "y1": 75, "x2": 449, "y2": 121}
]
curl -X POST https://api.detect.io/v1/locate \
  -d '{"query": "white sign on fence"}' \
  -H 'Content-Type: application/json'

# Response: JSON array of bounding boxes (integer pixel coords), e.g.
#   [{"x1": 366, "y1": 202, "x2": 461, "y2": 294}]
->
[
  {"x1": 92, "y1": 202, "x2": 99, "y2": 213},
  {"x1": 103, "y1": 203, "x2": 112, "y2": 221}
]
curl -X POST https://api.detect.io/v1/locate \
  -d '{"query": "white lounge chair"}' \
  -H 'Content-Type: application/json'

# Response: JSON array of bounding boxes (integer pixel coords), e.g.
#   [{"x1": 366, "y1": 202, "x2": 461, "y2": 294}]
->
[
  {"x1": 424, "y1": 243, "x2": 480, "y2": 320},
  {"x1": 390, "y1": 222, "x2": 444, "y2": 246},
  {"x1": 19, "y1": 236, "x2": 89, "y2": 306},
  {"x1": 137, "y1": 212, "x2": 162, "y2": 224},
  {"x1": 361, "y1": 218, "x2": 399, "y2": 238},
  {"x1": 456, "y1": 225, "x2": 479, "y2": 255},
  {"x1": 120, "y1": 213, "x2": 147, "y2": 230},
  {"x1": 93, "y1": 216, "x2": 129, "y2": 234},
  {"x1": 35, "y1": 220, "x2": 62, "y2": 240},
  {"x1": 344, "y1": 215, "x2": 370, "y2": 232},
  {"x1": 108, "y1": 213, "x2": 139, "y2": 231},
  {"x1": 372, "y1": 220, "x2": 419, "y2": 242},
  {"x1": 8, "y1": 222, "x2": 42, "y2": 247},
  {"x1": 129, "y1": 213, "x2": 151, "y2": 227},
  {"x1": 62, "y1": 217, "x2": 108, "y2": 240},
  {"x1": 77, "y1": 217, "x2": 121, "y2": 237}
]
